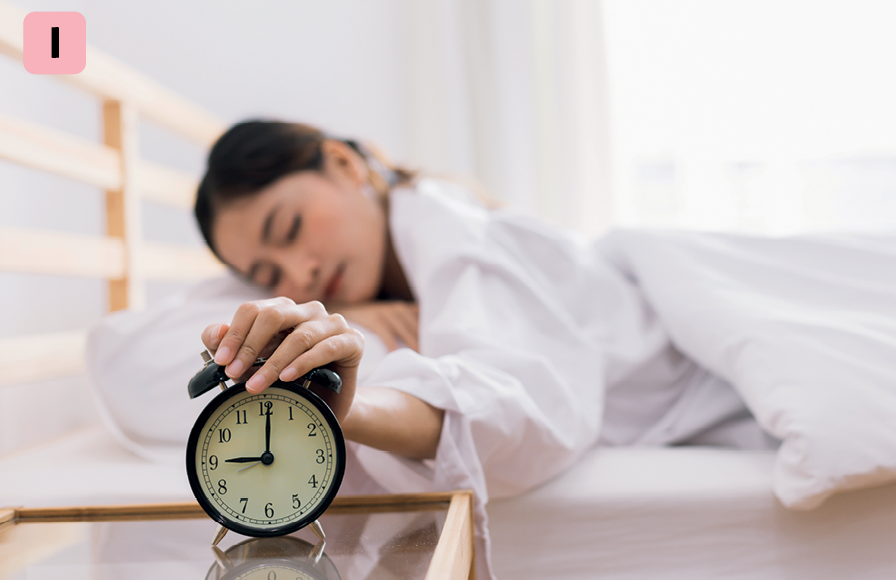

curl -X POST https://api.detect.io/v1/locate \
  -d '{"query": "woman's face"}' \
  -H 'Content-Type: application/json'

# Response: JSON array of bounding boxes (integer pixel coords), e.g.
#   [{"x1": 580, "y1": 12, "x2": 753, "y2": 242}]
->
[{"x1": 211, "y1": 142, "x2": 388, "y2": 305}]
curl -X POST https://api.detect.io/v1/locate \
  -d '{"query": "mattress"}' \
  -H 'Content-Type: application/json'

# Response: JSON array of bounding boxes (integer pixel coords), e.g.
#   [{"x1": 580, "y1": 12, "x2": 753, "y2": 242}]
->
[
  {"x1": 488, "y1": 446, "x2": 896, "y2": 579},
  {"x1": 3, "y1": 426, "x2": 896, "y2": 579}
]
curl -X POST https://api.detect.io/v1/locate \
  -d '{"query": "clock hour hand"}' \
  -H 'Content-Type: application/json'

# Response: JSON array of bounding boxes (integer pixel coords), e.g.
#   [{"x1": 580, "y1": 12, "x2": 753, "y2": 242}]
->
[{"x1": 224, "y1": 457, "x2": 263, "y2": 463}]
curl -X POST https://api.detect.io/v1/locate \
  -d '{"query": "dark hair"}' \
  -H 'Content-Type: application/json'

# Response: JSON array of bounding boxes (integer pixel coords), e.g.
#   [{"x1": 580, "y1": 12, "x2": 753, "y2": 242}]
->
[{"x1": 194, "y1": 119, "x2": 414, "y2": 261}]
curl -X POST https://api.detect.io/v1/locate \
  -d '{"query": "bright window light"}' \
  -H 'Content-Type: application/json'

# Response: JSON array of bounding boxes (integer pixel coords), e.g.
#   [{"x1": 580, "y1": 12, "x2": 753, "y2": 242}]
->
[{"x1": 603, "y1": 0, "x2": 896, "y2": 234}]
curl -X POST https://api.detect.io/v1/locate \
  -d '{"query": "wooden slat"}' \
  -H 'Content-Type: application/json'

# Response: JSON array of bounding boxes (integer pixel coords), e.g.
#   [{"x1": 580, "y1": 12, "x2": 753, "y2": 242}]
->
[
  {"x1": 104, "y1": 100, "x2": 144, "y2": 311},
  {"x1": 0, "y1": 1, "x2": 225, "y2": 147},
  {"x1": 0, "y1": 1, "x2": 23, "y2": 60},
  {"x1": 135, "y1": 160, "x2": 198, "y2": 209},
  {"x1": 0, "y1": 226, "x2": 221, "y2": 281},
  {"x1": 0, "y1": 113, "x2": 199, "y2": 207},
  {"x1": 76, "y1": 49, "x2": 225, "y2": 146},
  {"x1": 0, "y1": 331, "x2": 86, "y2": 387},
  {"x1": 0, "y1": 226, "x2": 124, "y2": 277},
  {"x1": 0, "y1": 113, "x2": 121, "y2": 190},
  {"x1": 426, "y1": 491, "x2": 475, "y2": 580},
  {"x1": 142, "y1": 242, "x2": 225, "y2": 280}
]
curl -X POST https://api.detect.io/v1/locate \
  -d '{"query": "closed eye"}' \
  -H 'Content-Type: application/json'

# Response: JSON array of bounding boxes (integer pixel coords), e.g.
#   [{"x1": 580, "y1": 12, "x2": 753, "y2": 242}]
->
[{"x1": 285, "y1": 215, "x2": 301, "y2": 243}]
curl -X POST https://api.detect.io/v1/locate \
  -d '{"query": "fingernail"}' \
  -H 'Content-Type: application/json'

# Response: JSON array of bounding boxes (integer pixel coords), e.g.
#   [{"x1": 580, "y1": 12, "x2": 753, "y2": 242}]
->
[
  {"x1": 214, "y1": 346, "x2": 231, "y2": 365},
  {"x1": 246, "y1": 374, "x2": 264, "y2": 393},
  {"x1": 280, "y1": 367, "x2": 298, "y2": 382},
  {"x1": 227, "y1": 359, "x2": 244, "y2": 378}
]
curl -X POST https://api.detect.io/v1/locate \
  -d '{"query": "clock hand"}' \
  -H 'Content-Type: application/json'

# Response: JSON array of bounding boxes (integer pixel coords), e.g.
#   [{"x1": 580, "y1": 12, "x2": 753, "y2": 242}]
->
[
  {"x1": 265, "y1": 401, "x2": 271, "y2": 454},
  {"x1": 260, "y1": 400, "x2": 274, "y2": 466},
  {"x1": 225, "y1": 457, "x2": 263, "y2": 463}
]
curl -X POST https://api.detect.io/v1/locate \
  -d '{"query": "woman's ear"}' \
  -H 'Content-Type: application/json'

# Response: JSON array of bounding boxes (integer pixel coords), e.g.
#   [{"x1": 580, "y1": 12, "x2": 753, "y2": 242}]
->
[{"x1": 321, "y1": 139, "x2": 369, "y2": 188}]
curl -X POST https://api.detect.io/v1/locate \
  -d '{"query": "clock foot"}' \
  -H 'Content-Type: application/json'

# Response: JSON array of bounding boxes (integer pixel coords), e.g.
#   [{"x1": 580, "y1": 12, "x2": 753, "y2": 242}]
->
[
  {"x1": 309, "y1": 519, "x2": 326, "y2": 541},
  {"x1": 211, "y1": 523, "x2": 229, "y2": 546},
  {"x1": 211, "y1": 545, "x2": 234, "y2": 572},
  {"x1": 309, "y1": 538, "x2": 326, "y2": 565}
]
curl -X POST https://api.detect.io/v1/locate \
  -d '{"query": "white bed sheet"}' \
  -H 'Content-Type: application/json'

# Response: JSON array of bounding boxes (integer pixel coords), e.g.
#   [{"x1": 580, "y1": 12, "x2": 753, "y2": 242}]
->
[
  {"x1": 488, "y1": 446, "x2": 896, "y2": 579},
  {"x1": 4, "y1": 426, "x2": 895, "y2": 579}
]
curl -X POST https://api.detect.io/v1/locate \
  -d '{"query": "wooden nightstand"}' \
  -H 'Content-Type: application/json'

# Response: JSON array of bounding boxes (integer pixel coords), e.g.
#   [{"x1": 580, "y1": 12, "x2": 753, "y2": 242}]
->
[{"x1": 0, "y1": 491, "x2": 474, "y2": 580}]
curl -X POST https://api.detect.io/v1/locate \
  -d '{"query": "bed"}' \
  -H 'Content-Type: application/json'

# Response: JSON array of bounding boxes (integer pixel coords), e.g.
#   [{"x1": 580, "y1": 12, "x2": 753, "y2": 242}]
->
[
  {"x1": 4, "y1": 425, "x2": 896, "y2": 579},
  {"x1": 3, "y1": 2, "x2": 896, "y2": 578}
]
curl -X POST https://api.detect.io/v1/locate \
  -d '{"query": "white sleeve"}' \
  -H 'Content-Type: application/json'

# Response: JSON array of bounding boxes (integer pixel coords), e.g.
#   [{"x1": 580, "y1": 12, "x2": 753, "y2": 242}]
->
[{"x1": 358, "y1": 181, "x2": 620, "y2": 501}]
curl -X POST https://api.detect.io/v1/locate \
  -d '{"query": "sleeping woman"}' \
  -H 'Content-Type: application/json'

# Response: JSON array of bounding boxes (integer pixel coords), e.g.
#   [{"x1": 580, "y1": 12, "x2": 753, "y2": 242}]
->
[
  {"x1": 191, "y1": 119, "x2": 772, "y2": 472},
  {"x1": 88, "y1": 119, "x2": 896, "y2": 580}
]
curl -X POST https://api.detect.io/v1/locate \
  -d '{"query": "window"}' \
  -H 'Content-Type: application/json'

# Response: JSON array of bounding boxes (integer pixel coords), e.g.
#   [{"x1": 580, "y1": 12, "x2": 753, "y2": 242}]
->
[{"x1": 604, "y1": 0, "x2": 896, "y2": 234}]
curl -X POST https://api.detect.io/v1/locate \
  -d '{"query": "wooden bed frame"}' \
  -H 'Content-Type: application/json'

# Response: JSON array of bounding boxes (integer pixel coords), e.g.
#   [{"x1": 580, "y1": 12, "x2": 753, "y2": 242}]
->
[{"x1": 0, "y1": 0, "x2": 225, "y2": 390}]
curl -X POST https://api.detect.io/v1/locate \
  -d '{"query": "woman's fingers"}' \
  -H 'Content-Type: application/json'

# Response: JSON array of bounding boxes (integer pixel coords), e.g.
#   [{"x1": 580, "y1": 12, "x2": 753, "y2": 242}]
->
[
  {"x1": 202, "y1": 322, "x2": 229, "y2": 354},
  {"x1": 290, "y1": 332, "x2": 364, "y2": 422},
  {"x1": 214, "y1": 298, "x2": 326, "y2": 379},
  {"x1": 244, "y1": 313, "x2": 363, "y2": 394},
  {"x1": 210, "y1": 297, "x2": 363, "y2": 395}
]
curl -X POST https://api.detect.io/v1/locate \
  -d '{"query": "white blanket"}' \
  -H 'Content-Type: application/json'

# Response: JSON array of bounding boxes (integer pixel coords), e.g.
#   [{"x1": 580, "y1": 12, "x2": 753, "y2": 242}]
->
[{"x1": 601, "y1": 229, "x2": 896, "y2": 508}]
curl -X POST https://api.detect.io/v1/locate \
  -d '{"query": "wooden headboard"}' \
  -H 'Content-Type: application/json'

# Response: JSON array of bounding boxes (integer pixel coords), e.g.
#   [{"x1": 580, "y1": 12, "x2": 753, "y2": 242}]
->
[{"x1": 0, "y1": 1, "x2": 225, "y2": 391}]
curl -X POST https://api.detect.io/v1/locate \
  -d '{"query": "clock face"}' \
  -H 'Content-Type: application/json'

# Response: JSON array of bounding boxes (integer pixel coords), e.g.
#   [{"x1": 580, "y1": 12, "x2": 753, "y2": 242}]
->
[
  {"x1": 187, "y1": 382, "x2": 345, "y2": 537},
  {"x1": 230, "y1": 563, "x2": 321, "y2": 580}
]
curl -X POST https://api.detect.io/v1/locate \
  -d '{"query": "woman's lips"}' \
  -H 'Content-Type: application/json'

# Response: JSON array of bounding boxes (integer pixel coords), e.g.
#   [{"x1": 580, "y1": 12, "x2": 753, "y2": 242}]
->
[{"x1": 324, "y1": 264, "x2": 345, "y2": 300}]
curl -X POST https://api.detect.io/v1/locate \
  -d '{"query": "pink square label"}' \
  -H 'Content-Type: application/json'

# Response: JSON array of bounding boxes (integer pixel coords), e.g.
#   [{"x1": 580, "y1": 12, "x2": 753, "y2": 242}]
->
[{"x1": 23, "y1": 12, "x2": 86, "y2": 74}]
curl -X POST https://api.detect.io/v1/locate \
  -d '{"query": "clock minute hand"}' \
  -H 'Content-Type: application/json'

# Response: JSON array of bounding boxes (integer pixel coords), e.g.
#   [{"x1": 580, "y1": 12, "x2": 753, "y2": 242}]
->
[{"x1": 265, "y1": 403, "x2": 271, "y2": 454}]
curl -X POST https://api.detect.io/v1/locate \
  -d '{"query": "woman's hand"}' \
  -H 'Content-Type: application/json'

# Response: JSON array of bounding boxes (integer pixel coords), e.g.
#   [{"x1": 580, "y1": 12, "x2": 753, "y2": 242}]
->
[
  {"x1": 328, "y1": 300, "x2": 419, "y2": 352},
  {"x1": 201, "y1": 297, "x2": 364, "y2": 423}
]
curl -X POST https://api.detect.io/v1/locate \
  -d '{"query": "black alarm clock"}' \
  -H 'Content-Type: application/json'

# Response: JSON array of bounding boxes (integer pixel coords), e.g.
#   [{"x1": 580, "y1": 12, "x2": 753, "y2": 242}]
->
[{"x1": 187, "y1": 351, "x2": 346, "y2": 545}]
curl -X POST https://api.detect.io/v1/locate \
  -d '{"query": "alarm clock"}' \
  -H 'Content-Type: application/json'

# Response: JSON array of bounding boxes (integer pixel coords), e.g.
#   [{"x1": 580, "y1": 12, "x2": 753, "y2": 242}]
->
[
  {"x1": 187, "y1": 351, "x2": 346, "y2": 545},
  {"x1": 206, "y1": 536, "x2": 341, "y2": 580}
]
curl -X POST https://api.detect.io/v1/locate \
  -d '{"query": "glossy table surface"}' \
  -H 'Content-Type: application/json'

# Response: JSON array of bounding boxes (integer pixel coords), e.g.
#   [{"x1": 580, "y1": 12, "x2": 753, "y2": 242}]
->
[{"x1": 0, "y1": 493, "x2": 474, "y2": 580}]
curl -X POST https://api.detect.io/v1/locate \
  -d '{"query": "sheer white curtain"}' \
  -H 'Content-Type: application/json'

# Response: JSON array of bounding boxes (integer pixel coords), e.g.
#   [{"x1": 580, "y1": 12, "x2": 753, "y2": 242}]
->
[
  {"x1": 400, "y1": 0, "x2": 613, "y2": 236},
  {"x1": 401, "y1": 0, "x2": 896, "y2": 237}
]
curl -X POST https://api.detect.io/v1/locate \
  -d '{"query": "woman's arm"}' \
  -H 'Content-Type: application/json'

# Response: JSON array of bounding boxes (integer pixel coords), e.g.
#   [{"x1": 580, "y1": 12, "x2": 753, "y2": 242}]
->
[{"x1": 343, "y1": 386, "x2": 444, "y2": 460}]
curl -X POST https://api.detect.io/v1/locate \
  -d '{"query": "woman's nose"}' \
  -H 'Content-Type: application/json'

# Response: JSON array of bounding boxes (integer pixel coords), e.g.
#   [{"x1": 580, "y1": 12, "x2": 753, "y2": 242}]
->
[{"x1": 275, "y1": 254, "x2": 320, "y2": 300}]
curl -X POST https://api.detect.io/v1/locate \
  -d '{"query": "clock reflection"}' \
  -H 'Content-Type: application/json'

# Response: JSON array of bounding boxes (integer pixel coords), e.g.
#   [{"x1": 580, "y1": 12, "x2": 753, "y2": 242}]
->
[
  {"x1": 85, "y1": 509, "x2": 443, "y2": 579},
  {"x1": 206, "y1": 536, "x2": 341, "y2": 580}
]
